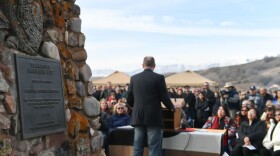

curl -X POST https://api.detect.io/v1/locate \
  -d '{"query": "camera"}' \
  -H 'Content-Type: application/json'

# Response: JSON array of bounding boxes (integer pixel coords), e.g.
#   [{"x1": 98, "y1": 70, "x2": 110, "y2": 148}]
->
[{"x1": 220, "y1": 90, "x2": 229, "y2": 96}]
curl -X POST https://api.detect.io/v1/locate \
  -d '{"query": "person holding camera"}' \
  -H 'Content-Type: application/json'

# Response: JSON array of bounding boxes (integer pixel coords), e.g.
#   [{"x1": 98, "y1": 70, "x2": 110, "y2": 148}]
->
[{"x1": 221, "y1": 82, "x2": 240, "y2": 118}]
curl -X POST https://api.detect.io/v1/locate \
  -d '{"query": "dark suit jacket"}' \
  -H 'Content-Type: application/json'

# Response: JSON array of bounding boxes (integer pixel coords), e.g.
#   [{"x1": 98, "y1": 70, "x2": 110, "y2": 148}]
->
[
  {"x1": 100, "y1": 89, "x2": 115, "y2": 100},
  {"x1": 127, "y1": 69, "x2": 175, "y2": 127}
]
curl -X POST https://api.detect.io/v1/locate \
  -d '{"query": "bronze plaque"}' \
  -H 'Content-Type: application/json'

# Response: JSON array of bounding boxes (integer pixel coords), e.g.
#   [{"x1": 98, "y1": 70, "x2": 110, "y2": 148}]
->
[{"x1": 15, "y1": 54, "x2": 66, "y2": 139}]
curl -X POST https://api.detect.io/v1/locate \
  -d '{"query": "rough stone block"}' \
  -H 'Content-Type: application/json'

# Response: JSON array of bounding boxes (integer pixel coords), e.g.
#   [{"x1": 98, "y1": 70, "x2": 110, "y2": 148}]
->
[
  {"x1": 30, "y1": 143, "x2": 44, "y2": 156},
  {"x1": 68, "y1": 95, "x2": 82, "y2": 109},
  {"x1": 0, "y1": 63, "x2": 12, "y2": 82},
  {"x1": 83, "y1": 97, "x2": 100, "y2": 117},
  {"x1": 66, "y1": 79, "x2": 76, "y2": 95},
  {"x1": 70, "y1": 17, "x2": 81, "y2": 32},
  {"x1": 90, "y1": 131, "x2": 103, "y2": 153},
  {"x1": 79, "y1": 33, "x2": 85, "y2": 47},
  {"x1": 0, "y1": 114, "x2": 10, "y2": 130},
  {"x1": 40, "y1": 41, "x2": 60, "y2": 60},
  {"x1": 6, "y1": 36, "x2": 18, "y2": 49},
  {"x1": 57, "y1": 43, "x2": 72, "y2": 60},
  {"x1": 0, "y1": 72, "x2": 9, "y2": 92},
  {"x1": 85, "y1": 81, "x2": 94, "y2": 95},
  {"x1": 71, "y1": 4, "x2": 80, "y2": 16},
  {"x1": 65, "y1": 60, "x2": 79, "y2": 80},
  {"x1": 0, "y1": 11, "x2": 9, "y2": 29},
  {"x1": 67, "y1": 110, "x2": 89, "y2": 138},
  {"x1": 47, "y1": 133, "x2": 67, "y2": 151},
  {"x1": 46, "y1": 29, "x2": 59, "y2": 44},
  {"x1": 89, "y1": 117, "x2": 101, "y2": 130},
  {"x1": 76, "y1": 133, "x2": 91, "y2": 156},
  {"x1": 55, "y1": 4, "x2": 65, "y2": 27},
  {"x1": 0, "y1": 139, "x2": 12, "y2": 156},
  {"x1": 68, "y1": 32, "x2": 78, "y2": 47},
  {"x1": 72, "y1": 48, "x2": 87, "y2": 62},
  {"x1": 3, "y1": 95, "x2": 16, "y2": 114},
  {"x1": 79, "y1": 63, "x2": 92, "y2": 82},
  {"x1": 16, "y1": 140, "x2": 29, "y2": 152},
  {"x1": 76, "y1": 81, "x2": 86, "y2": 97}
]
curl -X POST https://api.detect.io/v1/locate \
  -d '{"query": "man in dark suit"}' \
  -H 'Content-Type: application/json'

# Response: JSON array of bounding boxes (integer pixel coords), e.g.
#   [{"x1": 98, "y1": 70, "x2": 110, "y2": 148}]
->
[
  {"x1": 100, "y1": 81, "x2": 115, "y2": 100},
  {"x1": 202, "y1": 82, "x2": 216, "y2": 115},
  {"x1": 127, "y1": 56, "x2": 175, "y2": 156},
  {"x1": 183, "y1": 85, "x2": 196, "y2": 127}
]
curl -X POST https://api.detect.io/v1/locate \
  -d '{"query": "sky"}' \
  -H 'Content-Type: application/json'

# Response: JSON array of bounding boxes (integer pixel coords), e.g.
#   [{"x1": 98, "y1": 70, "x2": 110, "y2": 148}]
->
[{"x1": 76, "y1": 0, "x2": 280, "y2": 73}]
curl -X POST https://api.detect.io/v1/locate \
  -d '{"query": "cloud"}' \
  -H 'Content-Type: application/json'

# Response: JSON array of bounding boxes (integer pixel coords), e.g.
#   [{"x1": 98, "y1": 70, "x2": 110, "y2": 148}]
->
[
  {"x1": 220, "y1": 21, "x2": 239, "y2": 27},
  {"x1": 161, "y1": 16, "x2": 174, "y2": 23},
  {"x1": 80, "y1": 9, "x2": 280, "y2": 37}
]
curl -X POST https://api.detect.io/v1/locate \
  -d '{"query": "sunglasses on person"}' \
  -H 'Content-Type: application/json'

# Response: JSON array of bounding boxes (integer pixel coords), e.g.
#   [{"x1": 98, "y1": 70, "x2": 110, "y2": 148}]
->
[
  {"x1": 241, "y1": 109, "x2": 248, "y2": 112},
  {"x1": 117, "y1": 107, "x2": 124, "y2": 110}
]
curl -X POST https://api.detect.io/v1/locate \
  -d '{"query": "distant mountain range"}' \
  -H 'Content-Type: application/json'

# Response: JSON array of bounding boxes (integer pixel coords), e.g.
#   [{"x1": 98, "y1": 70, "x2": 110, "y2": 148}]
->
[
  {"x1": 91, "y1": 55, "x2": 280, "y2": 91},
  {"x1": 92, "y1": 59, "x2": 253, "y2": 77},
  {"x1": 197, "y1": 56, "x2": 280, "y2": 90}
]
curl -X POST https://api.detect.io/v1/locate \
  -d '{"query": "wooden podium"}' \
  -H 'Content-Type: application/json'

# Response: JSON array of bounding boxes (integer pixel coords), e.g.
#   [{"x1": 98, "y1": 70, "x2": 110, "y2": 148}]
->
[{"x1": 162, "y1": 108, "x2": 181, "y2": 131}]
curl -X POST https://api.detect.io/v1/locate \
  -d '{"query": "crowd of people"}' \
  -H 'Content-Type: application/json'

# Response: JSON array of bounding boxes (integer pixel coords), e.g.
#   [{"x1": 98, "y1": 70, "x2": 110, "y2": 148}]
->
[{"x1": 93, "y1": 81, "x2": 280, "y2": 156}]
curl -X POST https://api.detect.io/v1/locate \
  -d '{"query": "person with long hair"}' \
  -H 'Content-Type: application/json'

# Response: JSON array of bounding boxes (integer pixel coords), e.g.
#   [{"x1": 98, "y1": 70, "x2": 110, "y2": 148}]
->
[
  {"x1": 231, "y1": 108, "x2": 266, "y2": 156},
  {"x1": 260, "y1": 101, "x2": 276, "y2": 129},
  {"x1": 272, "y1": 90, "x2": 280, "y2": 108},
  {"x1": 235, "y1": 106, "x2": 249, "y2": 128},
  {"x1": 99, "y1": 98, "x2": 111, "y2": 155},
  {"x1": 203, "y1": 105, "x2": 237, "y2": 153},
  {"x1": 195, "y1": 92, "x2": 210, "y2": 128},
  {"x1": 261, "y1": 108, "x2": 280, "y2": 156},
  {"x1": 108, "y1": 103, "x2": 131, "y2": 133}
]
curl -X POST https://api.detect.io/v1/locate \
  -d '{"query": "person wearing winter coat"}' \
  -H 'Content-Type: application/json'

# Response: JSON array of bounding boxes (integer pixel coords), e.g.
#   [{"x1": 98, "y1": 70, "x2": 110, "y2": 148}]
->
[
  {"x1": 195, "y1": 92, "x2": 210, "y2": 128},
  {"x1": 260, "y1": 108, "x2": 280, "y2": 156},
  {"x1": 230, "y1": 108, "x2": 266, "y2": 156},
  {"x1": 108, "y1": 103, "x2": 131, "y2": 134}
]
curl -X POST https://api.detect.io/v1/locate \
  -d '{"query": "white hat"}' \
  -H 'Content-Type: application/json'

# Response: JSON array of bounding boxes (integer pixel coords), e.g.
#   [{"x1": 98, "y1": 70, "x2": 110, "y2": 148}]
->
[{"x1": 224, "y1": 82, "x2": 234, "y2": 88}]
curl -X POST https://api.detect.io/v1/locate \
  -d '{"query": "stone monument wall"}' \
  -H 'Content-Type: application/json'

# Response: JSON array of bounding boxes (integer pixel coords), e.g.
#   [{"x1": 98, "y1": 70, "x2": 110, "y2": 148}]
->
[{"x1": 0, "y1": 0, "x2": 103, "y2": 155}]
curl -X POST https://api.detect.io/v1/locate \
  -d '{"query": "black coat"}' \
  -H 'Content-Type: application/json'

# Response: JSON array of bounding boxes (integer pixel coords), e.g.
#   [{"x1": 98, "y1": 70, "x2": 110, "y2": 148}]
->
[
  {"x1": 236, "y1": 119, "x2": 266, "y2": 149},
  {"x1": 203, "y1": 89, "x2": 216, "y2": 113},
  {"x1": 100, "y1": 89, "x2": 115, "y2": 100},
  {"x1": 184, "y1": 92, "x2": 196, "y2": 108},
  {"x1": 99, "y1": 111, "x2": 110, "y2": 134},
  {"x1": 93, "y1": 90, "x2": 102, "y2": 101},
  {"x1": 195, "y1": 98, "x2": 210, "y2": 124},
  {"x1": 127, "y1": 69, "x2": 175, "y2": 127}
]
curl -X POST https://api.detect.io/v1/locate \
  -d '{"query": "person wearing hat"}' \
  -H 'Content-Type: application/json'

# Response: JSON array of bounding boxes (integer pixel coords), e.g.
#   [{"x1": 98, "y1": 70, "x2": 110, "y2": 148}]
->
[
  {"x1": 221, "y1": 82, "x2": 240, "y2": 118},
  {"x1": 247, "y1": 85, "x2": 261, "y2": 112}
]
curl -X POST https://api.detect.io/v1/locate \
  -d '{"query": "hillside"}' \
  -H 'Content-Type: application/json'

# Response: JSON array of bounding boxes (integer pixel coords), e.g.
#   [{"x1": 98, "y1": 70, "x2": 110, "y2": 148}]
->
[{"x1": 197, "y1": 56, "x2": 280, "y2": 90}]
